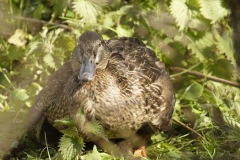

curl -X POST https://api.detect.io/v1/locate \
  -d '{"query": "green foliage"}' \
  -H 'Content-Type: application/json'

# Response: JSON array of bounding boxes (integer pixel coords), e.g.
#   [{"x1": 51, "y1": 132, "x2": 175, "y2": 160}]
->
[
  {"x1": 59, "y1": 135, "x2": 84, "y2": 160},
  {"x1": 0, "y1": 0, "x2": 240, "y2": 159},
  {"x1": 73, "y1": 0, "x2": 103, "y2": 25}
]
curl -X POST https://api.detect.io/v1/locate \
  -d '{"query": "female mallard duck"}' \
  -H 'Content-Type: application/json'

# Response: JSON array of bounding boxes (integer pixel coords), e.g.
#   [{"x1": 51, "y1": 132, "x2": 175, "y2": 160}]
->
[{"x1": 27, "y1": 31, "x2": 175, "y2": 158}]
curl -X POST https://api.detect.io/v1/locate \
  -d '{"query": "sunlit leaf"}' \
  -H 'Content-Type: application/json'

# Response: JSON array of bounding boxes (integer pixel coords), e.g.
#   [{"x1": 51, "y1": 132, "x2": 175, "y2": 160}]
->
[
  {"x1": 116, "y1": 25, "x2": 133, "y2": 37},
  {"x1": 214, "y1": 29, "x2": 234, "y2": 62},
  {"x1": 199, "y1": 0, "x2": 230, "y2": 24},
  {"x1": 84, "y1": 145, "x2": 102, "y2": 160},
  {"x1": 170, "y1": 0, "x2": 198, "y2": 31},
  {"x1": 181, "y1": 82, "x2": 204, "y2": 100},
  {"x1": 187, "y1": 31, "x2": 213, "y2": 61},
  {"x1": 43, "y1": 53, "x2": 56, "y2": 68},
  {"x1": 59, "y1": 135, "x2": 84, "y2": 160},
  {"x1": 11, "y1": 89, "x2": 29, "y2": 101},
  {"x1": 73, "y1": 0, "x2": 102, "y2": 24},
  {"x1": 8, "y1": 29, "x2": 27, "y2": 47}
]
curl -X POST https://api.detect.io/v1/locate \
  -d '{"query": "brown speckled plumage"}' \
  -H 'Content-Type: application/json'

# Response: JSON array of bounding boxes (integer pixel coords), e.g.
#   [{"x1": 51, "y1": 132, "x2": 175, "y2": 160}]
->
[{"x1": 27, "y1": 31, "x2": 175, "y2": 157}]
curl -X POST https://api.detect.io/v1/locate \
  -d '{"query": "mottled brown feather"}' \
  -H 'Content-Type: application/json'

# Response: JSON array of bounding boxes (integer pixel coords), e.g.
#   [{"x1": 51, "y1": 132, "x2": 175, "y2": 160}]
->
[{"x1": 27, "y1": 32, "x2": 175, "y2": 148}]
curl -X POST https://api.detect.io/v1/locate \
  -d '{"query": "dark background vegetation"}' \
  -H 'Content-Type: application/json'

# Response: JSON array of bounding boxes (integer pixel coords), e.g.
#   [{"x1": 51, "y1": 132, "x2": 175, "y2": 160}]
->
[{"x1": 0, "y1": 0, "x2": 240, "y2": 159}]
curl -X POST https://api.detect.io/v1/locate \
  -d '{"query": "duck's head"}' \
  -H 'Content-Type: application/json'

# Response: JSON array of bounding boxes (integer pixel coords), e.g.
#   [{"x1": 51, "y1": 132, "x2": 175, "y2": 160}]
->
[{"x1": 71, "y1": 31, "x2": 110, "y2": 82}]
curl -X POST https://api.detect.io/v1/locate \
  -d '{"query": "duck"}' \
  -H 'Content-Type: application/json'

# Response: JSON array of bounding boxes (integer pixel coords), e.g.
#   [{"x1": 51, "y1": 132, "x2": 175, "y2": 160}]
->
[{"x1": 27, "y1": 31, "x2": 175, "y2": 158}]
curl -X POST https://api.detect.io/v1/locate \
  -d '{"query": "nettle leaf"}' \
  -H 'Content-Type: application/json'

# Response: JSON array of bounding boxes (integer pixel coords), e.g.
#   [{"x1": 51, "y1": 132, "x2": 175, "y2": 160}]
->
[
  {"x1": 43, "y1": 53, "x2": 56, "y2": 69},
  {"x1": 42, "y1": 29, "x2": 64, "y2": 53},
  {"x1": 59, "y1": 135, "x2": 84, "y2": 160},
  {"x1": 11, "y1": 89, "x2": 29, "y2": 101},
  {"x1": 116, "y1": 25, "x2": 133, "y2": 37},
  {"x1": 170, "y1": 0, "x2": 194, "y2": 31},
  {"x1": 214, "y1": 29, "x2": 234, "y2": 62},
  {"x1": 73, "y1": 0, "x2": 102, "y2": 24},
  {"x1": 54, "y1": 117, "x2": 76, "y2": 127},
  {"x1": 187, "y1": 31, "x2": 213, "y2": 61},
  {"x1": 199, "y1": 0, "x2": 229, "y2": 24},
  {"x1": 208, "y1": 58, "x2": 233, "y2": 79},
  {"x1": 84, "y1": 145, "x2": 102, "y2": 160},
  {"x1": 103, "y1": 5, "x2": 133, "y2": 28},
  {"x1": 26, "y1": 41, "x2": 41, "y2": 56},
  {"x1": 8, "y1": 29, "x2": 27, "y2": 47},
  {"x1": 116, "y1": 5, "x2": 132, "y2": 16},
  {"x1": 53, "y1": 48, "x2": 65, "y2": 68},
  {"x1": 103, "y1": 14, "x2": 114, "y2": 28},
  {"x1": 181, "y1": 82, "x2": 203, "y2": 100},
  {"x1": 61, "y1": 127, "x2": 79, "y2": 137},
  {"x1": 85, "y1": 121, "x2": 107, "y2": 140},
  {"x1": 223, "y1": 112, "x2": 240, "y2": 129}
]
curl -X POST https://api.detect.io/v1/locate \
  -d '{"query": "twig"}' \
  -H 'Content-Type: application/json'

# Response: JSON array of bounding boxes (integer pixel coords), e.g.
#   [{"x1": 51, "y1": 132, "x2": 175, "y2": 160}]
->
[
  {"x1": 173, "y1": 118, "x2": 205, "y2": 141},
  {"x1": 170, "y1": 67, "x2": 240, "y2": 89},
  {"x1": 13, "y1": 16, "x2": 71, "y2": 30}
]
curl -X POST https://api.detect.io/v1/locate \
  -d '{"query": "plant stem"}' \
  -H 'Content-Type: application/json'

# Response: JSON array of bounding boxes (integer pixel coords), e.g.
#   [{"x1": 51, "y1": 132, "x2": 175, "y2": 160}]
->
[
  {"x1": 173, "y1": 118, "x2": 206, "y2": 141},
  {"x1": 0, "y1": 68, "x2": 16, "y2": 90},
  {"x1": 13, "y1": 16, "x2": 71, "y2": 30},
  {"x1": 0, "y1": 84, "x2": 11, "y2": 92},
  {"x1": 170, "y1": 67, "x2": 240, "y2": 89}
]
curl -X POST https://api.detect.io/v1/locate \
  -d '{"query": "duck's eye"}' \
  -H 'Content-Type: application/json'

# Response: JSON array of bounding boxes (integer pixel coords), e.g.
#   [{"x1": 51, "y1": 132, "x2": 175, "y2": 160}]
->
[{"x1": 99, "y1": 43, "x2": 101, "y2": 47}]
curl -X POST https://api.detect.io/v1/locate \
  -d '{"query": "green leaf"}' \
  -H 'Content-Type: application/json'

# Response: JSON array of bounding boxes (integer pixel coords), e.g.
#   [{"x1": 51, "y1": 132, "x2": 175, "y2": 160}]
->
[
  {"x1": 55, "y1": 117, "x2": 79, "y2": 137},
  {"x1": 167, "y1": 150, "x2": 181, "y2": 158},
  {"x1": 115, "y1": 5, "x2": 132, "y2": 16},
  {"x1": 187, "y1": 31, "x2": 213, "y2": 61},
  {"x1": 11, "y1": 89, "x2": 29, "y2": 101},
  {"x1": 116, "y1": 25, "x2": 133, "y2": 37},
  {"x1": 181, "y1": 82, "x2": 204, "y2": 100},
  {"x1": 170, "y1": 0, "x2": 191, "y2": 31},
  {"x1": 84, "y1": 145, "x2": 102, "y2": 160},
  {"x1": 85, "y1": 121, "x2": 107, "y2": 140},
  {"x1": 208, "y1": 58, "x2": 233, "y2": 79},
  {"x1": 73, "y1": 0, "x2": 102, "y2": 24},
  {"x1": 103, "y1": 15, "x2": 114, "y2": 28},
  {"x1": 103, "y1": 5, "x2": 132, "y2": 28},
  {"x1": 214, "y1": 29, "x2": 234, "y2": 62},
  {"x1": 199, "y1": 0, "x2": 229, "y2": 24},
  {"x1": 54, "y1": 117, "x2": 76, "y2": 127},
  {"x1": 61, "y1": 127, "x2": 79, "y2": 137},
  {"x1": 43, "y1": 53, "x2": 56, "y2": 69},
  {"x1": 59, "y1": 135, "x2": 84, "y2": 160},
  {"x1": 7, "y1": 29, "x2": 27, "y2": 47}
]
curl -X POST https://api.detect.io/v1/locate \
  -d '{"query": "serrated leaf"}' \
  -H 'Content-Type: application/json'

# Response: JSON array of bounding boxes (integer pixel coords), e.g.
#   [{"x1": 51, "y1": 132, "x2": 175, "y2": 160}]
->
[
  {"x1": 115, "y1": 5, "x2": 132, "y2": 16},
  {"x1": 187, "y1": 31, "x2": 213, "y2": 61},
  {"x1": 54, "y1": 117, "x2": 76, "y2": 127},
  {"x1": 73, "y1": 0, "x2": 102, "y2": 24},
  {"x1": 8, "y1": 29, "x2": 27, "y2": 47},
  {"x1": 59, "y1": 135, "x2": 84, "y2": 160},
  {"x1": 181, "y1": 82, "x2": 203, "y2": 100},
  {"x1": 26, "y1": 41, "x2": 40, "y2": 56},
  {"x1": 43, "y1": 53, "x2": 56, "y2": 68},
  {"x1": 170, "y1": 0, "x2": 191, "y2": 31},
  {"x1": 84, "y1": 145, "x2": 102, "y2": 160},
  {"x1": 85, "y1": 121, "x2": 107, "y2": 140},
  {"x1": 208, "y1": 58, "x2": 233, "y2": 79},
  {"x1": 116, "y1": 25, "x2": 133, "y2": 37},
  {"x1": 214, "y1": 29, "x2": 234, "y2": 62},
  {"x1": 55, "y1": 117, "x2": 79, "y2": 137},
  {"x1": 53, "y1": 48, "x2": 65, "y2": 68},
  {"x1": 61, "y1": 127, "x2": 79, "y2": 137},
  {"x1": 199, "y1": 0, "x2": 229, "y2": 24},
  {"x1": 11, "y1": 89, "x2": 29, "y2": 101},
  {"x1": 223, "y1": 113, "x2": 240, "y2": 129},
  {"x1": 103, "y1": 15, "x2": 114, "y2": 28},
  {"x1": 103, "y1": 5, "x2": 132, "y2": 28}
]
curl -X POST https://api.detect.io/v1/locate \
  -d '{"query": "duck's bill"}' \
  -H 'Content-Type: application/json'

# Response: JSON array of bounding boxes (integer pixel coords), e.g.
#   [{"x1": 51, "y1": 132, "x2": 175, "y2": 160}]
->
[{"x1": 78, "y1": 56, "x2": 96, "y2": 82}]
